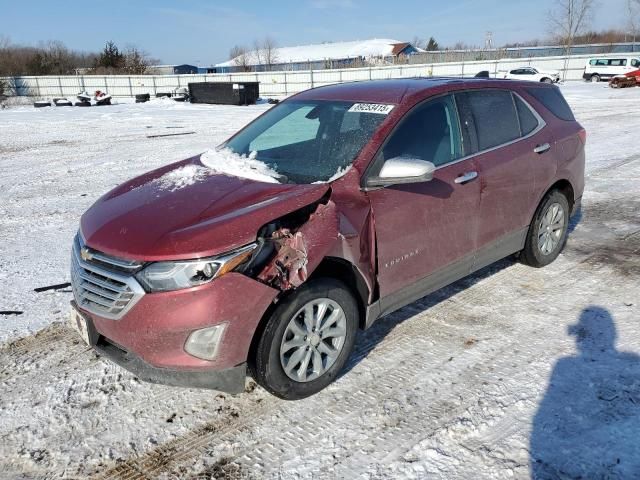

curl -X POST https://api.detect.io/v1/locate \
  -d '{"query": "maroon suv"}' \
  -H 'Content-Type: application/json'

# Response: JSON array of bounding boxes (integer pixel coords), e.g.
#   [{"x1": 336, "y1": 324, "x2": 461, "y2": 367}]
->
[{"x1": 70, "y1": 78, "x2": 585, "y2": 399}]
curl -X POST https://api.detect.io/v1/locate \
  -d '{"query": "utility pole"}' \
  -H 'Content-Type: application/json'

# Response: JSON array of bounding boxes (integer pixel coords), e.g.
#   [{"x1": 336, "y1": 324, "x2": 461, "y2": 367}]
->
[{"x1": 485, "y1": 31, "x2": 493, "y2": 50}]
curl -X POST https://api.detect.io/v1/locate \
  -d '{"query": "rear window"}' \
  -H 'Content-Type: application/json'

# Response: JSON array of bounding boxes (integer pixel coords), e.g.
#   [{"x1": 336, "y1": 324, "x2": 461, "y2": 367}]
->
[
  {"x1": 463, "y1": 90, "x2": 521, "y2": 150},
  {"x1": 525, "y1": 87, "x2": 575, "y2": 122}
]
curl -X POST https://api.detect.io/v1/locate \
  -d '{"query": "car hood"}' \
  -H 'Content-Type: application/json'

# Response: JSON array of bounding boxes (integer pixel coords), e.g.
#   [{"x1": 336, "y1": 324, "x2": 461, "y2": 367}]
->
[{"x1": 80, "y1": 155, "x2": 330, "y2": 261}]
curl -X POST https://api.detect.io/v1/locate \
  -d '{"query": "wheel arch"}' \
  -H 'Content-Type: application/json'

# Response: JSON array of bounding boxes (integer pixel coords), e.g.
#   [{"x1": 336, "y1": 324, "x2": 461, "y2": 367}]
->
[
  {"x1": 308, "y1": 257, "x2": 370, "y2": 329},
  {"x1": 531, "y1": 178, "x2": 575, "y2": 224},
  {"x1": 547, "y1": 179, "x2": 575, "y2": 210}
]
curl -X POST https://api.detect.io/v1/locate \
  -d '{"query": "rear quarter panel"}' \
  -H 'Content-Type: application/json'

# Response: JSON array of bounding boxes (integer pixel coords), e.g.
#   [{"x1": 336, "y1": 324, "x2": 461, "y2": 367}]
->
[{"x1": 517, "y1": 87, "x2": 585, "y2": 217}]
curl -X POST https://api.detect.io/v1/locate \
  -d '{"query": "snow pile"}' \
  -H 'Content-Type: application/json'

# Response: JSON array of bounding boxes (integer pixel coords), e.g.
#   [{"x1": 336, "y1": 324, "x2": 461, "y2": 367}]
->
[
  {"x1": 200, "y1": 148, "x2": 280, "y2": 183},
  {"x1": 156, "y1": 164, "x2": 211, "y2": 191},
  {"x1": 313, "y1": 165, "x2": 351, "y2": 184}
]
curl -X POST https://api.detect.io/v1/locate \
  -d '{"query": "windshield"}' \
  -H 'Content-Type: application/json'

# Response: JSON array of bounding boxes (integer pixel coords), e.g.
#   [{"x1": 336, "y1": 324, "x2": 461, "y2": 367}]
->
[{"x1": 224, "y1": 100, "x2": 390, "y2": 183}]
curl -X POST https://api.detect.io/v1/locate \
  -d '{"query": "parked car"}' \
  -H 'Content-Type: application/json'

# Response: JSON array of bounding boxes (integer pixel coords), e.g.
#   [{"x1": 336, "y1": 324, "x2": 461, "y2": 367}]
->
[
  {"x1": 501, "y1": 67, "x2": 560, "y2": 83},
  {"x1": 583, "y1": 56, "x2": 640, "y2": 82},
  {"x1": 70, "y1": 78, "x2": 585, "y2": 400}
]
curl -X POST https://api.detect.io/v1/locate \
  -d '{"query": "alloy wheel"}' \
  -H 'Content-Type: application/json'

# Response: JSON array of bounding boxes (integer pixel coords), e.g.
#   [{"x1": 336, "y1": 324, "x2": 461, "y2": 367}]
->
[
  {"x1": 538, "y1": 202, "x2": 565, "y2": 255},
  {"x1": 280, "y1": 298, "x2": 347, "y2": 382}
]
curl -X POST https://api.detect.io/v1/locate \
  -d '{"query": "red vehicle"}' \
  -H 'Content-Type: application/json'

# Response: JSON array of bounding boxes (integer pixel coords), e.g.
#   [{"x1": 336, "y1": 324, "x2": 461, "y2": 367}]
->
[{"x1": 70, "y1": 78, "x2": 585, "y2": 399}]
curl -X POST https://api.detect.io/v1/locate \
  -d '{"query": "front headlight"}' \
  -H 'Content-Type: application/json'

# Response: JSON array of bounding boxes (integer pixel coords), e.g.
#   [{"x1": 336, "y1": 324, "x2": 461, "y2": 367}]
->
[{"x1": 136, "y1": 243, "x2": 257, "y2": 292}]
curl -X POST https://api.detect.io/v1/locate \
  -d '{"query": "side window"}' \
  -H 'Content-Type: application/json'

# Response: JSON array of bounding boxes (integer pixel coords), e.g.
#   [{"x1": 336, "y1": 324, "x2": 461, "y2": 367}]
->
[
  {"x1": 595, "y1": 59, "x2": 608, "y2": 66},
  {"x1": 459, "y1": 90, "x2": 521, "y2": 151},
  {"x1": 380, "y1": 95, "x2": 462, "y2": 167},
  {"x1": 610, "y1": 59, "x2": 624, "y2": 67},
  {"x1": 589, "y1": 59, "x2": 597, "y2": 66},
  {"x1": 632, "y1": 59, "x2": 640, "y2": 68},
  {"x1": 514, "y1": 95, "x2": 539, "y2": 136},
  {"x1": 249, "y1": 105, "x2": 319, "y2": 151}
]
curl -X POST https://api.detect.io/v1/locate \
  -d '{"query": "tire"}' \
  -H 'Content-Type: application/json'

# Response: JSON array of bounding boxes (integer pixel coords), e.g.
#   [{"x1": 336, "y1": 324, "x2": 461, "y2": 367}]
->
[
  {"x1": 590, "y1": 74, "x2": 601, "y2": 83},
  {"x1": 250, "y1": 278, "x2": 358, "y2": 400},
  {"x1": 541, "y1": 77, "x2": 553, "y2": 84},
  {"x1": 521, "y1": 190, "x2": 570, "y2": 268}
]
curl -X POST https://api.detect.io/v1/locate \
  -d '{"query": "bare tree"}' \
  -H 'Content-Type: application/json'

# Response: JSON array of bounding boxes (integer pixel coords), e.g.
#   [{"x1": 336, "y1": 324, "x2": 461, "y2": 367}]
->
[
  {"x1": 264, "y1": 37, "x2": 278, "y2": 70},
  {"x1": 411, "y1": 36, "x2": 425, "y2": 50},
  {"x1": 547, "y1": 0, "x2": 596, "y2": 54},
  {"x1": 229, "y1": 45, "x2": 251, "y2": 71},
  {"x1": 122, "y1": 45, "x2": 154, "y2": 74},
  {"x1": 256, "y1": 37, "x2": 278, "y2": 71}
]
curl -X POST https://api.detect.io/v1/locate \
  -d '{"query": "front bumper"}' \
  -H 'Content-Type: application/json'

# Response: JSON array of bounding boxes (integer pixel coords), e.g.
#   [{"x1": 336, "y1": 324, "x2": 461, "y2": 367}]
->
[
  {"x1": 74, "y1": 273, "x2": 279, "y2": 391},
  {"x1": 95, "y1": 334, "x2": 247, "y2": 393}
]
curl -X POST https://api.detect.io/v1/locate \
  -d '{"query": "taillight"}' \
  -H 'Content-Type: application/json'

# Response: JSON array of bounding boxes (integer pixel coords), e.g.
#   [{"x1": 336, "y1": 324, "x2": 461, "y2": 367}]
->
[{"x1": 578, "y1": 129, "x2": 587, "y2": 145}]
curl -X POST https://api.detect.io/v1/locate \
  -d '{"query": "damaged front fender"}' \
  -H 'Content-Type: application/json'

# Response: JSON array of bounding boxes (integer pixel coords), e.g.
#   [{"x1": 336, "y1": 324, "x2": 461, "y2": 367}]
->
[{"x1": 257, "y1": 201, "x2": 340, "y2": 290}]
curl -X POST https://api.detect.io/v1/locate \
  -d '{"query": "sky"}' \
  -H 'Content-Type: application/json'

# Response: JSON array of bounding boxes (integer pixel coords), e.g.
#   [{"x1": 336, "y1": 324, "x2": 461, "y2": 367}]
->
[{"x1": 1, "y1": 0, "x2": 626, "y2": 66}]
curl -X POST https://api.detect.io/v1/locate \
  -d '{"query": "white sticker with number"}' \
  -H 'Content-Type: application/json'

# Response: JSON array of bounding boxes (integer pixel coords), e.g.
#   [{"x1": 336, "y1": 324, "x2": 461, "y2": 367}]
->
[{"x1": 347, "y1": 103, "x2": 394, "y2": 115}]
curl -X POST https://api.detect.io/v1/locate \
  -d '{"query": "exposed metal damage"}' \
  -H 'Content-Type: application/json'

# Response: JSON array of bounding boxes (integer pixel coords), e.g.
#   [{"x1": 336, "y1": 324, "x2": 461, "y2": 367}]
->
[{"x1": 251, "y1": 195, "x2": 341, "y2": 291}]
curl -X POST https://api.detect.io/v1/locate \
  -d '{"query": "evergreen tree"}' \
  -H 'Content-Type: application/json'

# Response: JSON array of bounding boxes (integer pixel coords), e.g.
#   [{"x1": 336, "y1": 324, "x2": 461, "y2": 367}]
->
[
  {"x1": 97, "y1": 41, "x2": 124, "y2": 69},
  {"x1": 426, "y1": 37, "x2": 439, "y2": 51}
]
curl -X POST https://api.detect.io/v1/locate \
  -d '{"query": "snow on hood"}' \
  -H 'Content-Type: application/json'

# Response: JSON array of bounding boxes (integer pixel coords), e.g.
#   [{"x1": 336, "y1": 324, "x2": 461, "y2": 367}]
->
[
  {"x1": 155, "y1": 164, "x2": 212, "y2": 191},
  {"x1": 200, "y1": 148, "x2": 281, "y2": 184}
]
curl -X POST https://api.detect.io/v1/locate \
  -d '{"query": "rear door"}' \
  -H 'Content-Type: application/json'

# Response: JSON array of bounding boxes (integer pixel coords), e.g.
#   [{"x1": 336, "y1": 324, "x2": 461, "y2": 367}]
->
[
  {"x1": 454, "y1": 89, "x2": 548, "y2": 265},
  {"x1": 365, "y1": 94, "x2": 481, "y2": 304}
]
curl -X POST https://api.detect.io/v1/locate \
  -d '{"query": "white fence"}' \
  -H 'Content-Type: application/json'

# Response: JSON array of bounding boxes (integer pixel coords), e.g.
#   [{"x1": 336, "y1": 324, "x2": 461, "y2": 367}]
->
[{"x1": 2, "y1": 53, "x2": 610, "y2": 98}]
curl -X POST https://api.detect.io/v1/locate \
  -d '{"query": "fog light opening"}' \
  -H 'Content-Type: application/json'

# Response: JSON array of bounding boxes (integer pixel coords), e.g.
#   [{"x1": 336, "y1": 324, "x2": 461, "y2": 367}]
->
[{"x1": 184, "y1": 324, "x2": 227, "y2": 361}]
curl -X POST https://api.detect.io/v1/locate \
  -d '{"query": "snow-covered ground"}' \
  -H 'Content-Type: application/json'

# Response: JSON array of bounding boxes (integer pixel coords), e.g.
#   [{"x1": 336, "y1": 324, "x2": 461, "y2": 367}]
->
[{"x1": 0, "y1": 83, "x2": 639, "y2": 479}]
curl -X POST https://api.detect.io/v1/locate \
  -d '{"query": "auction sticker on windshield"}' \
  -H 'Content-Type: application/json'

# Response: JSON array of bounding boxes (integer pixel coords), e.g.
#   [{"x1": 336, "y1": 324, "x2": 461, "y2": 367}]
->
[{"x1": 348, "y1": 103, "x2": 394, "y2": 114}]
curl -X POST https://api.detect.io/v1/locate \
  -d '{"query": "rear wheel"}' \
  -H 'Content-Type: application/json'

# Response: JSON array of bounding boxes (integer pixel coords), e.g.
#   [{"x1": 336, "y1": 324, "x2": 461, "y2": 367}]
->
[
  {"x1": 250, "y1": 278, "x2": 358, "y2": 400},
  {"x1": 521, "y1": 190, "x2": 570, "y2": 268},
  {"x1": 541, "y1": 77, "x2": 553, "y2": 84}
]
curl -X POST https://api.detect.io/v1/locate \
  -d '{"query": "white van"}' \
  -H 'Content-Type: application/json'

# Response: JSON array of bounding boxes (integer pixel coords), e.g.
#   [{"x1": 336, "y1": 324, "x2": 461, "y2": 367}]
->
[{"x1": 583, "y1": 56, "x2": 640, "y2": 82}]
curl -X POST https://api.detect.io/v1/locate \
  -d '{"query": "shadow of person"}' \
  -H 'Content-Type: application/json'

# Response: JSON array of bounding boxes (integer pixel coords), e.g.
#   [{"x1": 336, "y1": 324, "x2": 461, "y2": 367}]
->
[{"x1": 530, "y1": 306, "x2": 640, "y2": 479}]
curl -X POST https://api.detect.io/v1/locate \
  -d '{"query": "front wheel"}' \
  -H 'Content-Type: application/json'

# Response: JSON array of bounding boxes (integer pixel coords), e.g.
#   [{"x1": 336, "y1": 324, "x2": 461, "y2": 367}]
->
[
  {"x1": 541, "y1": 77, "x2": 553, "y2": 84},
  {"x1": 250, "y1": 278, "x2": 358, "y2": 400},
  {"x1": 521, "y1": 190, "x2": 570, "y2": 268},
  {"x1": 590, "y1": 74, "x2": 601, "y2": 83}
]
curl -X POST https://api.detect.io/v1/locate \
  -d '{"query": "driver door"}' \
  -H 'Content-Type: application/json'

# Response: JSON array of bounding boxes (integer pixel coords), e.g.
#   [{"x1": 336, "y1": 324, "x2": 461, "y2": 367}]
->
[{"x1": 365, "y1": 94, "x2": 481, "y2": 308}]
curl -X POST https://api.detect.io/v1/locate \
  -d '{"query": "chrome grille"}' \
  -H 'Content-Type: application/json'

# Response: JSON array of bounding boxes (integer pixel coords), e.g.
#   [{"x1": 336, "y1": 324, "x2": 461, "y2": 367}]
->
[{"x1": 70, "y1": 235, "x2": 145, "y2": 320}]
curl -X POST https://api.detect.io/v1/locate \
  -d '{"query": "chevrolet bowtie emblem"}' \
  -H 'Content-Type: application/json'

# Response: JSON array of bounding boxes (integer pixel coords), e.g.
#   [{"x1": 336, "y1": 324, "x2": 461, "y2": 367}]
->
[{"x1": 80, "y1": 247, "x2": 93, "y2": 262}]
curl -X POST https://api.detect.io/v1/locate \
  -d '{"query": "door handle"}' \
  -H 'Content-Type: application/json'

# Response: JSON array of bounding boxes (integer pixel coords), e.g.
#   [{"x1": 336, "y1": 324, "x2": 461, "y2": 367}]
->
[
  {"x1": 534, "y1": 143, "x2": 551, "y2": 154},
  {"x1": 454, "y1": 171, "x2": 478, "y2": 184}
]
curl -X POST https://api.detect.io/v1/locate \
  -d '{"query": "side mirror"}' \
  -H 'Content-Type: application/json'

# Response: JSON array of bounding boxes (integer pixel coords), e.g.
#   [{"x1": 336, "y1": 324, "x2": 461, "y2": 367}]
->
[{"x1": 366, "y1": 157, "x2": 436, "y2": 188}]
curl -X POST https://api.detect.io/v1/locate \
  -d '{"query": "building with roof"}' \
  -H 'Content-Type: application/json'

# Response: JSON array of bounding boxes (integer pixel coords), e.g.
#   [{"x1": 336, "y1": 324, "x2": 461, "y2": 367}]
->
[{"x1": 211, "y1": 39, "x2": 422, "y2": 73}]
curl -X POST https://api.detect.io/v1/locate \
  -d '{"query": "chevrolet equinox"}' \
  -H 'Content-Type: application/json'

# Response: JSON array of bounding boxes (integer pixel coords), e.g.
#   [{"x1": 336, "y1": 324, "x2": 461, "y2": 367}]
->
[{"x1": 70, "y1": 78, "x2": 585, "y2": 399}]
